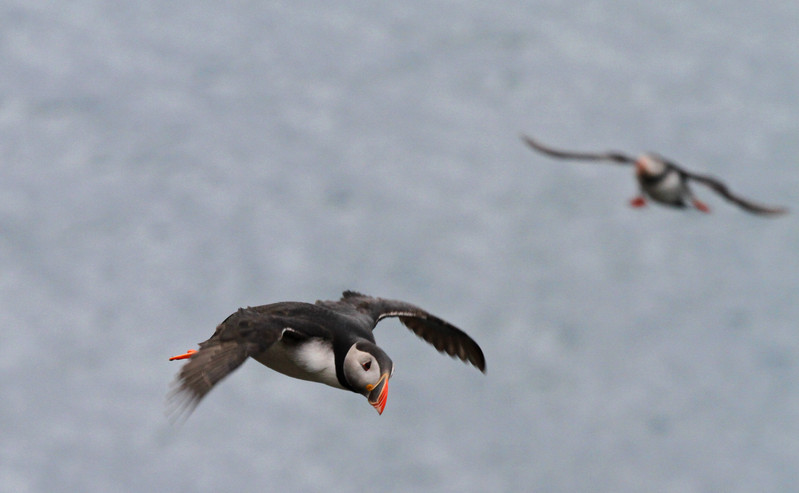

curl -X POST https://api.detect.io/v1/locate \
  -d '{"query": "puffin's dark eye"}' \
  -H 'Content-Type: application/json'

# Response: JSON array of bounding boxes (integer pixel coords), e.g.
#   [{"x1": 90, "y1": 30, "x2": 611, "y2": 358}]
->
[{"x1": 361, "y1": 360, "x2": 372, "y2": 371}]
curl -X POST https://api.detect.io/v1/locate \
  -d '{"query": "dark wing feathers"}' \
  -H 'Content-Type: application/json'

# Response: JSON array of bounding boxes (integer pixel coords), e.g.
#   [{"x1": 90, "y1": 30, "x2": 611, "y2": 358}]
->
[
  {"x1": 360, "y1": 295, "x2": 486, "y2": 373},
  {"x1": 168, "y1": 339, "x2": 254, "y2": 420},
  {"x1": 168, "y1": 308, "x2": 284, "y2": 420},
  {"x1": 397, "y1": 314, "x2": 486, "y2": 372},
  {"x1": 521, "y1": 135, "x2": 635, "y2": 165},
  {"x1": 342, "y1": 290, "x2": 367, "y2": 299},
  {"x1": 684, "y1": 171, "x2": 788, "y2": 215}
]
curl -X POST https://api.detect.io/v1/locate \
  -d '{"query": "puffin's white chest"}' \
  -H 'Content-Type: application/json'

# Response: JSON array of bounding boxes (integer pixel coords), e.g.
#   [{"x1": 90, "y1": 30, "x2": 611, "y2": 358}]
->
[
  {"x1": 645, "y1": 170, "x2": 687, "y2": 204},
  {"x1": 253, "y1": 338, "x2": 343, "y2": 389}
]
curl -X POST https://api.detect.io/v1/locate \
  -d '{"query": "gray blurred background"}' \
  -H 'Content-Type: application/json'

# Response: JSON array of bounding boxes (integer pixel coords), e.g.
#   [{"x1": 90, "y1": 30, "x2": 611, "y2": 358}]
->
[{"x1": 2, "y1": 1, "x2": 798, "y2": 492}]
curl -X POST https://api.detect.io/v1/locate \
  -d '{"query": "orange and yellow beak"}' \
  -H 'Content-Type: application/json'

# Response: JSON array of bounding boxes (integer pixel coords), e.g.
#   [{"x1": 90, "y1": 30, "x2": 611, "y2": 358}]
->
[
  {"x1": 634, "y1": 158, "x2": 647, "y2": 176},
  {"x1": 366, "y1": 373, "x2": 390, "y2": 415}
]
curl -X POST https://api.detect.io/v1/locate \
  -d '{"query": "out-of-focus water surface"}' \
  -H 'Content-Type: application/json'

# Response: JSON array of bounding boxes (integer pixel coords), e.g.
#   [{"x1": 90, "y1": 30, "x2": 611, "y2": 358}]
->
[{"x1": 2, "y1": 1, "x2": 798, "y2": 492}]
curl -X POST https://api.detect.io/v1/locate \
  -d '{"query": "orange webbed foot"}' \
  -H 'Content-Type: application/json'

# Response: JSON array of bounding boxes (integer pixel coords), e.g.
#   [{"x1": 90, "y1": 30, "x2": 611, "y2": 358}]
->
[
  {"x1": 629, "y1": 196, "x2": 647, "y2": 208},
  {"x1": 169, "y1": 349, "x2": 197, "y2": 361},
  {"x1": 692, "y1": 199, "x2": 710, "y2": 213}
]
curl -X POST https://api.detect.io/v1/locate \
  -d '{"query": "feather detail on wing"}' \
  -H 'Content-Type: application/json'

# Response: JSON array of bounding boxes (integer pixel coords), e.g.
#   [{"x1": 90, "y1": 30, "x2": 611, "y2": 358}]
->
[
  {"x1": 397, "y1": 314, "x2": 486, "y2": 372},
  {"x1": 167, "y1": 339, "x2": 254, "y2": 420},
  {"x1": 167, "y1": 308, "x2": 283, "y2": 420},
  {"x1": 339, "y1": 291, "x2": 485, "y2": 371}
]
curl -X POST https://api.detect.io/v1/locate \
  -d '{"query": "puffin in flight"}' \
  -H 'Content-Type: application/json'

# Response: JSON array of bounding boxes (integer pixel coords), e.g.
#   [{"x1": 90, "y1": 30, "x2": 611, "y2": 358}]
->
[
  {"x1": 168, "y1": 291, "x2": 485, "y2": 418},
  {"x1": 521, "y1": 135, "x2": 787, "y2": 216}
]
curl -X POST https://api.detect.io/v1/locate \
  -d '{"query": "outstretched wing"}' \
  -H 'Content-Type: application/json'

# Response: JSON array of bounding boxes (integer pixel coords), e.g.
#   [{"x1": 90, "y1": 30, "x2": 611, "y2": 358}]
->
[
  {"x1": 684, "y1": 171, "x2": 788, "y2": 216},
  {"x1": 340, "y1": 292, "x2": 486, "y2": 372},
  {"x1": 521, "y1": 135, "x2": 636, "y2": 165},
  {"x1": 396, "y1": 313, "x2": 486, "y2": 372},
  {"x1": 167, "y1": 308, "x2": 284, "y2": 420}
]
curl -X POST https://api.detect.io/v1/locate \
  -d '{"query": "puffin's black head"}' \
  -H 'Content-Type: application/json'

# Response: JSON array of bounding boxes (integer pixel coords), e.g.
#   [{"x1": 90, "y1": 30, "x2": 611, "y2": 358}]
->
[{"x1": 343, "y1": 341, "x2": 394, "y2": 415}]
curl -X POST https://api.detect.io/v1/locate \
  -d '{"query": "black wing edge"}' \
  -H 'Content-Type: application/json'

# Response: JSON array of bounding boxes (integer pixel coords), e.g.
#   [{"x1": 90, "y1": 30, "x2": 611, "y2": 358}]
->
[
  {"x1": 687, "y1": 172, "x2": 789, "y2": 216},
  {"x1": 520, "y1": 134, "x2": 635, "y2": 165}
]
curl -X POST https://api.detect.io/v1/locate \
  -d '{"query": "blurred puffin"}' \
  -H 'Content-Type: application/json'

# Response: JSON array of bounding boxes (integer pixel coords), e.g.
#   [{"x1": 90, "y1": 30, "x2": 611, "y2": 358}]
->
[
  {"x1": 168, "y1": 291, "x2": 485, "y2": 418},
  {"x1": 521, "y1": 135, "x2": 787, "y2": 216}
]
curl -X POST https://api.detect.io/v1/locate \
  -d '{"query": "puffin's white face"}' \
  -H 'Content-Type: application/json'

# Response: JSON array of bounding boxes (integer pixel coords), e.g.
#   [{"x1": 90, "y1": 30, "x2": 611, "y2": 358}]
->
[
  {"x1": 635, "y1": 154, "x2": 667, "y2": 176},
  {"x1": 343, "y1": 342, "x2": 394, "y2": 414}
]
